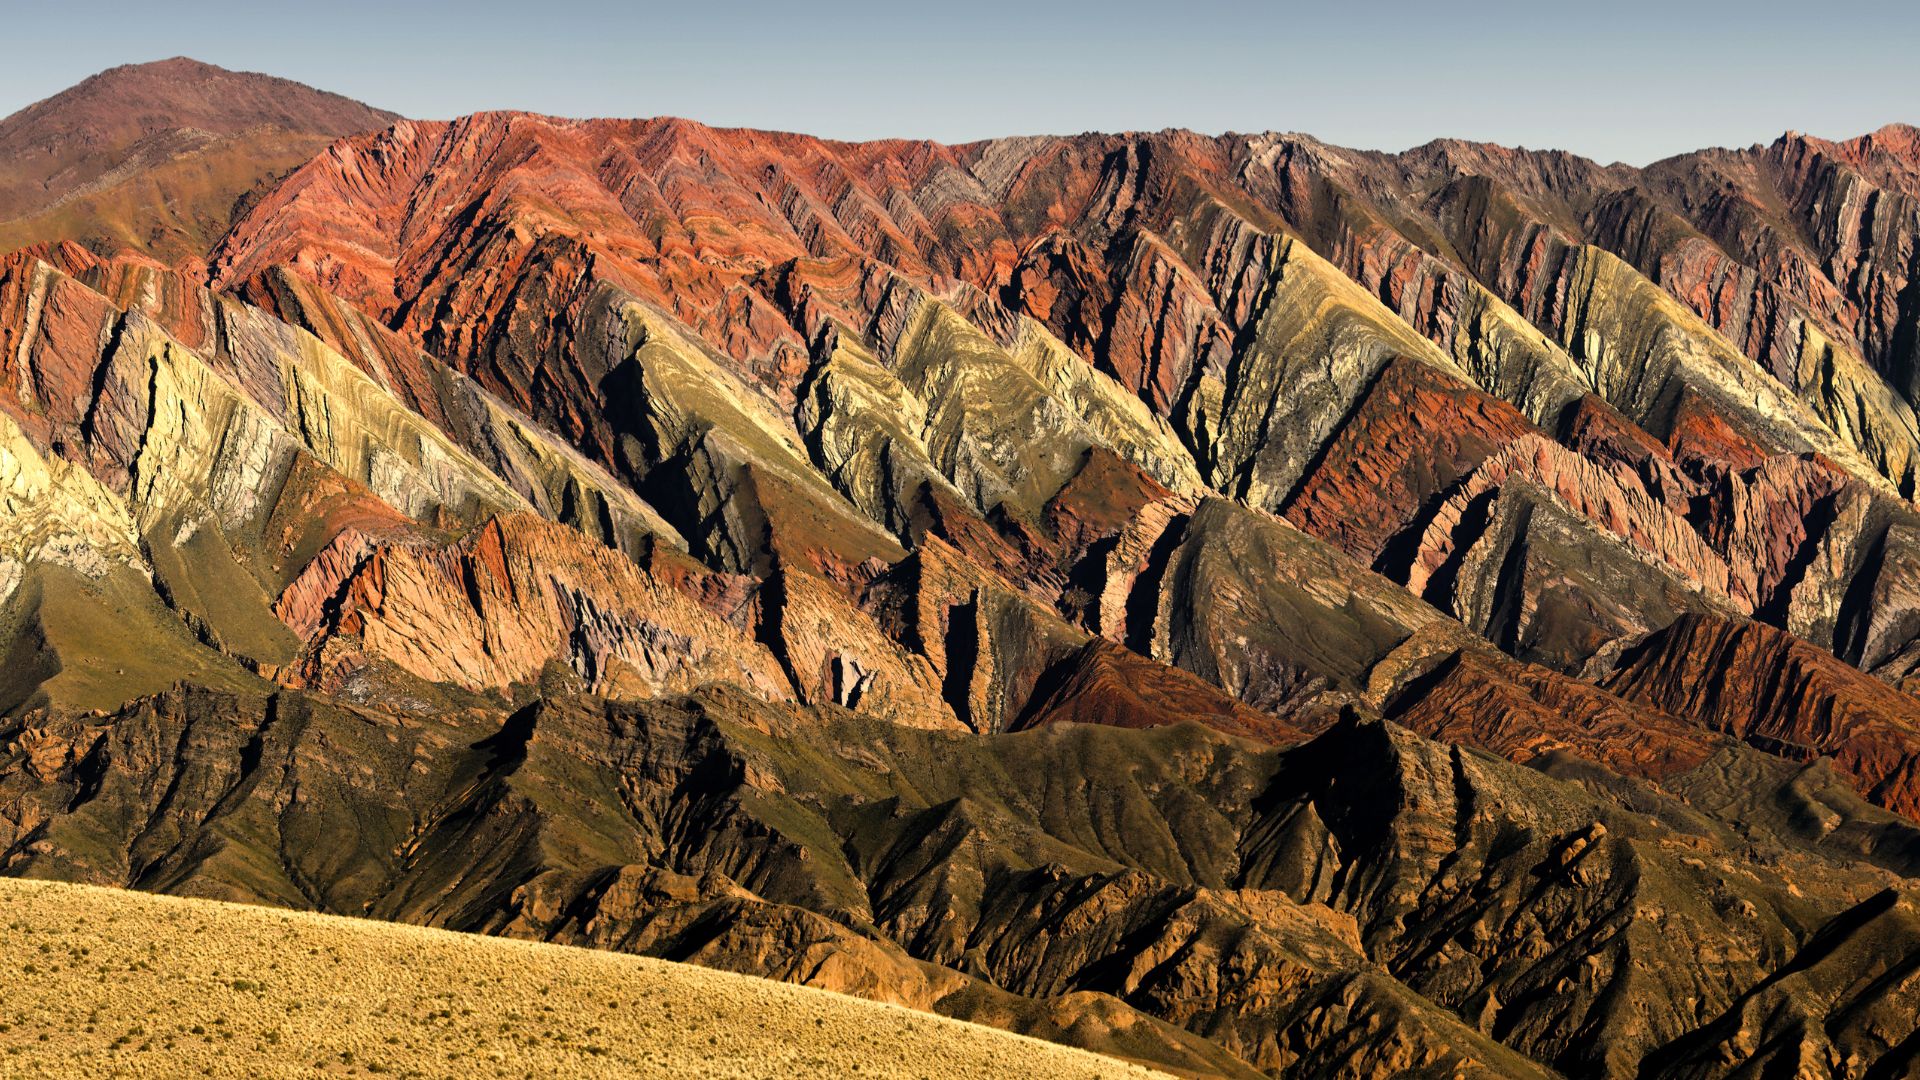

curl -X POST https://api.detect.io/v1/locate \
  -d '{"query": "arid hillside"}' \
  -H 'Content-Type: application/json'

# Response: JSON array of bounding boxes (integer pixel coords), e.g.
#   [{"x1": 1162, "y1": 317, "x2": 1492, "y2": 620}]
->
[
  {"x1": 0, "y1": 58, "x2": 393, "y2": 262},
  {"x1": 0, "y1": 877, "x2": 1167, "y2": 1079}
]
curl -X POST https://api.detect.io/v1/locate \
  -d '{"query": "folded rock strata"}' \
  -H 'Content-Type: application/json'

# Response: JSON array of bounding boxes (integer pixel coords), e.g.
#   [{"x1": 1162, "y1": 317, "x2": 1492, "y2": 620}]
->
[{"x1": 5, "y1": 67, "x2": 1920, "y2": 1079}]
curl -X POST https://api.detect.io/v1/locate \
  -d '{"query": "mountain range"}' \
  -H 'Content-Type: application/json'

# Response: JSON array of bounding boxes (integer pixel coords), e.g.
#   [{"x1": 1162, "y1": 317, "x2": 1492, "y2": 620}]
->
[{"x1": 2, "y1": 58, "x2": 1920, "y2": 1078}]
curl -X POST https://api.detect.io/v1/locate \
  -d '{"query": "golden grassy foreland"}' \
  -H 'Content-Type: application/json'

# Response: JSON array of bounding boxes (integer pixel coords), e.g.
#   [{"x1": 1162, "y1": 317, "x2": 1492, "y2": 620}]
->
[{"x1": 0, "y1": 877, "x2": 1170, "y2": 1079}]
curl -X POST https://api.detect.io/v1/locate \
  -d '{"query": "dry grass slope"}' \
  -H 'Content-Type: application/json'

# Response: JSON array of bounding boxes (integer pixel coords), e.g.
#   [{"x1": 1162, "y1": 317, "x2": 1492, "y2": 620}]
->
[{"x1": 0, "y1": 878, "x2": 1170, "y2": 1079}]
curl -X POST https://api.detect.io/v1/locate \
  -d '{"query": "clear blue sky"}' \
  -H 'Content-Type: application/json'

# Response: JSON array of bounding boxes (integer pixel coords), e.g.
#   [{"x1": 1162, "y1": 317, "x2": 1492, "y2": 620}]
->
[{"x1": 0, "y1": 0, "x2": 1915, "y2": 165}]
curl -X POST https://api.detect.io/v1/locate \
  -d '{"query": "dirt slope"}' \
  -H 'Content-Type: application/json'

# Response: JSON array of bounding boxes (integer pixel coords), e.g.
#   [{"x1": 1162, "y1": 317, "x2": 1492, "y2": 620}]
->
[{"x1": 0, "y1": 877, "x2": 1167, "y2": 1080}]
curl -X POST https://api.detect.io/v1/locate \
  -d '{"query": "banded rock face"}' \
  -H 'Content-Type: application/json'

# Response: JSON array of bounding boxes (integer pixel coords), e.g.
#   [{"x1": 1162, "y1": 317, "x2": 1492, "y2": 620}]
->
[
  {"x1": 6, "y1": 62, "x2": 1920, "y2": 1080},
  {"x1": 275, "y1": 514, "x2": 791, "y2": 701},
  {"x1": 1280, "y1": 356, "x2": 1537, "y2": 566},
  {"x1": 1605, "y1": 614, "x2": 1920, "y2": 820},
  {"x1": 200, "y1": 112, "x2": 1920, "y2": 684}
]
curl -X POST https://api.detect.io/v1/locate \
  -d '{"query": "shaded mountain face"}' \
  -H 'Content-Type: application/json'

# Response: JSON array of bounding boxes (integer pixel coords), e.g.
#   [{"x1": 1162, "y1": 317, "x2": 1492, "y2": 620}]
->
[
  {"x1": 0, "y1": 58, "x2": 395, "y2": 263},
  {"x1": 2, "y1": 63, "x2": 1920, "y2": 1078}
]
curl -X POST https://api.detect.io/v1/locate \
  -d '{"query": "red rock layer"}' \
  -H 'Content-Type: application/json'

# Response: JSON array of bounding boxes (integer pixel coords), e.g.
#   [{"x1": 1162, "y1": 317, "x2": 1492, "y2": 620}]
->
[
  {"x1": 1692, "y1": 455, "x2": 1851, "y2": 615},
  {"x1": 276, "y1": 513, "x2": 790, "y2": 700},
  {"x1": 1043, "y1": 448, "x2": 1176, "y2": 563},
  {"x1": 1281, "y1": 356, "x2": 1536, "y2": 565},
  {"x1": 1625, "y1": 126, "x2": 1920, "y2": 389},
  {"x1": 1557, "y1": 394, "x2": 1698, "y2": 512},
  {"x1": 1403, "y1": 434, "x2": 1736, "y2": 606},
  {"x1": 1604, "y1": 614, "x2": 1920, "y2": 820},
  {"x1": 1389, "y1": 650, "x2": 1720, "y2": 780},
  {"x1": 1014, "y1": 639, "x2": 1308, "y2": 744},
  {"x1": 1667, "y1": 389, "x2": 1774, "y2": 472}
]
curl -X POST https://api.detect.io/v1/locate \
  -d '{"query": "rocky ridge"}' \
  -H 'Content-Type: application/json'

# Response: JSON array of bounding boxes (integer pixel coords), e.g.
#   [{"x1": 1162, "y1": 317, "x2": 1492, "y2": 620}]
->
[{"x1": 0, "y1": 63, "x2": 1918, "y2": 1078}]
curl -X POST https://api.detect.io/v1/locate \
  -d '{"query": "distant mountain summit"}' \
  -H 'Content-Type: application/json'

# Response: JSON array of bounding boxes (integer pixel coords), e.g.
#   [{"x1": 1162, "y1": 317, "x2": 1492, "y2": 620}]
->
[{"x1": 0, "y1": 57, "x2": 394, "y2": 263}]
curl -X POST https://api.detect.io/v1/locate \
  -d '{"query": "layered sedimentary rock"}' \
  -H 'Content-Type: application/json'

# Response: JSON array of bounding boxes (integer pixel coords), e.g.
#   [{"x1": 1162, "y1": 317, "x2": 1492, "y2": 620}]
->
[
  {"x1": 1605, "y1": 614, "x2": 1920, "y2": 819},
  {"x1": 231, "y1": 265, "x2": 684, "y2": 556},
  {"x1": 1387, "y1": 649, "x2": 1722, "y2": 778},
  {"x1": 197, "y1": 110, "x2": 1920, "y2": 679},
  {"x1": 199, "y1": 108, "x2": 1920, "y2": 502},
  {"x1": 1186, "y1": 233, "x2": 1473, "y2": 508},
  {"x1": 195, "y1": 97, "x2": 1920, "y2": 809},
  {"x1": 1131, "y1": 497, "x2": 1483, "y2": 717},
  {"x1": 1280, "y1": 356, "x2": 1536, "y2": 565},
  {"x1": 276, "y1": 514, "x2": 790, "y2": 700},
  {"x1": 7, "y1": 63, "x2": 1920, "y2": 1079},
  {"x1": 0, "y1": 406, "x2": 140, "y2": 582}
]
